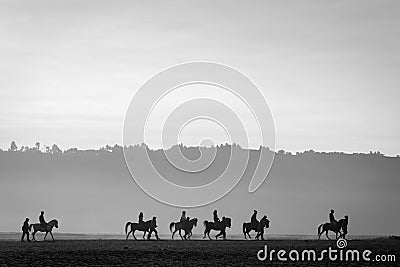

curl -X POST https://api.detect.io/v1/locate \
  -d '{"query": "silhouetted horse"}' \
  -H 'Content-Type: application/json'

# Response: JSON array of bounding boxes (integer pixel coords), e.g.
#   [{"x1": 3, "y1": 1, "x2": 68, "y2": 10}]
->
[
  {"x1": 243, "y1": 216, "x2": 270, "y2": 240},
  {"x1": 170, "y1": 218, "x2": 198, "y2": 240},
  {"x1": 125, "y1": 220, "x2": 152, "y2": 240},
  {"x1": 317, "y1": 217, "x2": 347, "y2": 240},
  {"x1": 30, "y1": 219, "x2": 59, "y2": 241},
  {"x1": 254, "y1": 217, "x2": 270, "y2": 240},
  {"x1": 203, "y1": 217, "x2": 231, "y2": 240}
]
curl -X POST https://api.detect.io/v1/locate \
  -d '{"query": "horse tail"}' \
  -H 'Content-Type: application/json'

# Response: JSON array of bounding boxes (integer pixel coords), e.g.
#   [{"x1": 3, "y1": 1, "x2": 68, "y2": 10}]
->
[
  {"x1": 203, "y1": 220, "x2": 208, "y2": 227},
  {"x1": 125, "y1": 222, "x2": 131, "y2": 235},
  {"x1": 169, "y1": 222, "x2": 175, "y2": 233},
  {"x1": 317, "y1": 224, "x2": 323, "y2": 237},
  {"x1": 242, "y1": 222, "x2": 246, "y2": 234},
  {"x1": 29, "y1": 224, "x2": 33, "y2": 232}
]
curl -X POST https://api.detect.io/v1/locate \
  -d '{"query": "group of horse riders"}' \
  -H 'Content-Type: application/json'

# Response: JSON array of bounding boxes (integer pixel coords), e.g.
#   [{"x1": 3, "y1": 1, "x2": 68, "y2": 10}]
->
[
  {"x1": 126, "y1": 209, "x2": 270, "y2": 241},
  {"x1": 21, "y1": 209, "x2": 349, "y2": 242},
  {"x1": 21, "y1": 211, "x2": 59, "y2": 242}
]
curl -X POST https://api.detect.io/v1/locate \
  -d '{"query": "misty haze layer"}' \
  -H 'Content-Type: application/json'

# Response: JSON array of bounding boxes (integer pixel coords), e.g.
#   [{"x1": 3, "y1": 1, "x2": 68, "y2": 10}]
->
[{"x1": 0, "y1": 146, "x2": 398, "y2": 236}]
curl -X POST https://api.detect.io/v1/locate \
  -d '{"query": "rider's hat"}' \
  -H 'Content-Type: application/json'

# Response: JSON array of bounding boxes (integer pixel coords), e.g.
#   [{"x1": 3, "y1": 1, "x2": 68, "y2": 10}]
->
[{"x1": 330, "y1": 209, "x2": 334, "y2": 213}]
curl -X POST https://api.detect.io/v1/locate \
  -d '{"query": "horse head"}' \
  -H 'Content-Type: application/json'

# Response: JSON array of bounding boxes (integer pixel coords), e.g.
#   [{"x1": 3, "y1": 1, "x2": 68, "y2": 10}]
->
[
  {"x1": 49, "y1": 219, "x2": 59, "y2": 228},
  {"x1": 192, "y1": 218, "x2": 198, "y2": 227},
  {"x1": 222, "y1": 217, "x2": 231, "y2": 228},
  {"x1": 261, "y1": 216, "x2": 270, "y2": 228}
]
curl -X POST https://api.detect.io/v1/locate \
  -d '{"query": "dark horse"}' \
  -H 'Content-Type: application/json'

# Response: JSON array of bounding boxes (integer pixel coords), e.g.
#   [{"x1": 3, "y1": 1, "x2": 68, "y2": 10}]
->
[
  {"x1": 170, "y1": 218, "x2": 198, "y2": 240},
  {"x1": 203, "y1": 217, "x2": 231, "y2": 240},
  {"x1": 318, "y1": 217, "x2": 348, "y2": 240},
  {"x1": 125, "y1": 220, "x2": 153, "y2": 240},
  {"x1": 30, "y1": 219, "x2": 59, "y2": 242},
  {"x1": 243, "y1": 216, "x2": 270, "y2": 240},
  {"x1": 255, "y1": 216, "x2": 270, "y2": 240}
]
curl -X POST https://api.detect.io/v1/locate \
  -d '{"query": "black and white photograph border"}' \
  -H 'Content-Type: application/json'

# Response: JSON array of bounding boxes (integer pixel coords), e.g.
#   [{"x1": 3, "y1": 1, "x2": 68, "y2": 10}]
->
[{"x1": 0, "y1": 1, "x2": 399, "y2": 266}]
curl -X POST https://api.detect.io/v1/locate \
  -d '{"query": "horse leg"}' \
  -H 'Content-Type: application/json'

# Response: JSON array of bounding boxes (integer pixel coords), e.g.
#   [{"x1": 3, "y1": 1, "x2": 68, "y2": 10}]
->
[
  {"x1": 32, "y1": 231, "x2": 36, "y2": 241},
  {"x1": 179, "y1": 229, "x2": 184, "y2": 240},
  {"x1": 126, "y1": 230, "x2": 132, "y2": 240},
  {"x1": 208, "y1": 230, "x2": 211, "y2": 240},
  {"x1": 172, "y1": 229, "x2": 177, "y2": 240},
  {"x1": 126, "y1": 229, "x2": 131, "y2": 240},
  {"x1": 50, "y1": 232, "x2": 55, "y2": 242},
  {"x1": 326, "y1": 230, "x2": 331, "y2": 240},
  {"x1": 147, "y1": 230, "x2": 152, "y2": 240},
  {"x1": 132, "y1": 230, "x2": 137, "y2": 240},
  {"x1": 215, "y1": 231, "x2": 220, "y2": 240},
  {"x1": 44, "y1": 232, "x2": 48, "y2": 241},
  {"x1": 187, "y1": 231, "x2": 192, "y2": 240}
]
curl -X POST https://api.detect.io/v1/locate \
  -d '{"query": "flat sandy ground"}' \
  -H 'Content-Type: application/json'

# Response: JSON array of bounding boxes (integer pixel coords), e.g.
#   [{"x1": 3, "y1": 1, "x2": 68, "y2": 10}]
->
[{"x1": 0, "y1": 238, "x2": 399, "y2": 266}]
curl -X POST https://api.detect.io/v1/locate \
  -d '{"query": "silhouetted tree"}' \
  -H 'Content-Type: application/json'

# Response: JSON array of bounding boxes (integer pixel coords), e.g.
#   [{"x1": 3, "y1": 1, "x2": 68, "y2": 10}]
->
[
  {"x1": 35, "y1": 142, "x2": 40, "y2": 151},
  {"x1": 9, "y1": 141, "x2": 17, "y2": 152},
  {"x1": 112, "y1": 144, "x2": 122, "y2": 152},
  {"x1": 51, "y1": 144, "x2": 62, "y2": 154}
]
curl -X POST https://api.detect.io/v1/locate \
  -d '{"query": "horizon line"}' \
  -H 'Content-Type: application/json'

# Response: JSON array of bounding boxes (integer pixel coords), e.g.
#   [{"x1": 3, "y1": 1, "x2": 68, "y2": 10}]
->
[{"x1": 1, "y1": 141, "x2": 399, "y2": 157}]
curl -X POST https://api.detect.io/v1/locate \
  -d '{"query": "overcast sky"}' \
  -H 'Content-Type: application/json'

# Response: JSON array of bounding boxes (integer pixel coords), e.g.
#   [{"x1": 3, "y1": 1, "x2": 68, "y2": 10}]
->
[{"x1": 0, "y1": 0, "x2": 399, "y2": 155}]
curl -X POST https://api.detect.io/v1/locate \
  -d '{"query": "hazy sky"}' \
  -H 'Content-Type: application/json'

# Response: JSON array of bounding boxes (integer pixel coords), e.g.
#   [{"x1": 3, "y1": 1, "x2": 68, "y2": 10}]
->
[{"x1": 0, "y1": 0, "x2": 399, "y2": 154}]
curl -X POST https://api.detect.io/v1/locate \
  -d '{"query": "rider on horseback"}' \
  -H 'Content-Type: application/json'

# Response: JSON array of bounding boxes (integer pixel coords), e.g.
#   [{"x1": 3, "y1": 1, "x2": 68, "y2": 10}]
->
[
  {"x1": 39, "y1": 211, "x2": 47, "y2": 229},
  {"x1": 251, "y1": 210, "x2": 258, "y2": 229},
  {"x1": 329, "y1": 209, "x2": 337, "y2": 228},
  {"x1": 138, "y1": 212, "x2": 144, "y2": 224},
  {"x1": 213, "y1": 210, "x2": 220, "y2": 223},
  {"x1": 180, "y1": 211, "x2": 187, "y2": 222}
]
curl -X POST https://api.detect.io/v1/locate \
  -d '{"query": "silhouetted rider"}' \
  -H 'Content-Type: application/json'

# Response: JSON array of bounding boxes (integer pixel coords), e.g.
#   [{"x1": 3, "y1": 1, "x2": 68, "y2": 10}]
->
[
  {"x1": 180, "y1": 211, "x2": 187, "y2": 222},
  {"x1": 251, "y1": 210, "x2": 258, "y2": 228},
  {"x1": 39, "y1": 211, "x2": 47, "y2": 228},
  {"x1": 213, "y1": 210, "x2": 220, "y2": 223},
  {"x1": 329, "y1": 209, "x2": 337, "y2": 228},
  {"x1": 138, "y1": 212, "x2": 144, "y2": 224}
]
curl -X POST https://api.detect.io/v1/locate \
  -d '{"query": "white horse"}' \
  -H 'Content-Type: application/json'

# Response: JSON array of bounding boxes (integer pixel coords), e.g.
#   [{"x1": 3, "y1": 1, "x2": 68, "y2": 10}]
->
[{"x1": 30, "y1": 219, "x2": 59, "y2": 241}]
